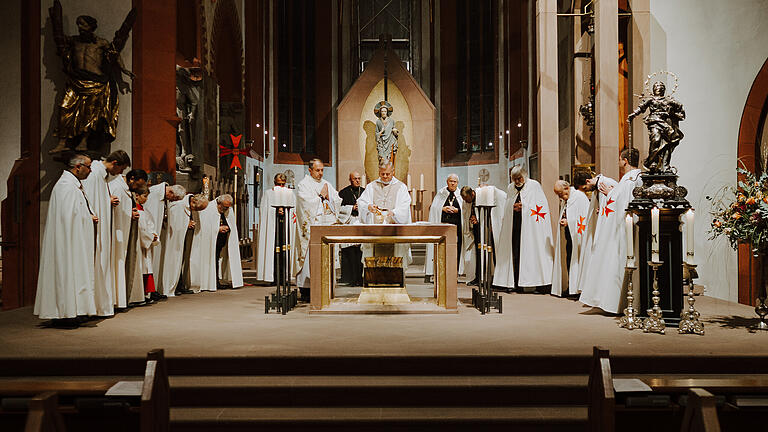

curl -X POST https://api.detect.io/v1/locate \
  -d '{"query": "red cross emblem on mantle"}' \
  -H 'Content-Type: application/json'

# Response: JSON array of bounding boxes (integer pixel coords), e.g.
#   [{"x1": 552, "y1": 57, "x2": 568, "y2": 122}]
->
[
  {"x1": 602, "y1": 199, "x2": 615, "y2": 217},
  {"x1": 219, "y1": 134, "x2": 244, "y2": 170},
  {"x1": 577, "y1": 216, "x2": 587, "y2": 234},
  {"x1": 530, "y1": 205, "x2": 547, "y2": 222}
]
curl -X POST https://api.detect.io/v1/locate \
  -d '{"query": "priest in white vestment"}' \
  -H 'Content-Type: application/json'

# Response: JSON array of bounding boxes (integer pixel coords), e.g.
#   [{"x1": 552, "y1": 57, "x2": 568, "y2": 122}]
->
[
  {"x1": 145, "y1": 183, "x2": 186, "y2": 296},
  {"x1": 578, "y1": 148, "x2": 642, "y2": 313},
  {"x1": 214, "y1": 194, "x2": 244, "y2": 289},
  {"x1": 257, "y1": 173, "x2": 297, "y2": 283},
  {"x1": 34, "y1": 155, "x2": 98, "y2": 323},
  {"x1": 108, "y1": 170, "x2": 146, "y2": 309},
  {"x1": 82, "y1": 150, "x2": 130, "y2": 316},
  {"x1": 550, "y1": 179, "x2": 590, "y2": 297},
  {"x1": 161, "y1": 194, "x2": 197, "y2": 296},
  {"x1": 425, "y1": 174, "x2": 465, "y2": 278},
  {"x1": 293, "y1": 159, "x2": 341, "y2": 299},
  {"x1": 189, "y1": 194, "x2": 220, "y2": 293},
  {"x1": 493, "y1": 165, "x2": 554, "y2": 293},
  {"x1": 357, "y1": 162, "x2": 412, "y2": 269}
]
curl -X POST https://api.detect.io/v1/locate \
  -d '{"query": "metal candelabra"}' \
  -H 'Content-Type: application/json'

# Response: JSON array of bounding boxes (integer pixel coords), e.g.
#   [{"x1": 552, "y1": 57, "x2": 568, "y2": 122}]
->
[
  {"x1": 471, "y1": 205, "x2": 502, "y2": 314},
  {"x1": 642, "y1": 261, "x2": 666, "y2": 334},
  {"x1": 265, "y1": 205, "x2": 298, "y2": 314},
  {"x1": 618, "y1": 261, "x2": 641, "y2": 330},
  {"x1": 678, "y1": 262, "x2": 704, "y2": 335}
]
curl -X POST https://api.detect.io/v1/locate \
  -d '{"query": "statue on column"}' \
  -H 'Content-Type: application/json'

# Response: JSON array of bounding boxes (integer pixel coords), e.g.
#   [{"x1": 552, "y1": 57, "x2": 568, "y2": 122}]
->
[
  {"x1": 48, "y1": 0, "x2": 136, "y2": 154},
  {"x1": 627, "y1": 73, "x2": 686, "y2": 173},
  {"x1": 176, "y1": 64, "x2": 202, "y2": 173},
  {"x1": 374, "y1": 101, "x2": 399, "y2": 167}
]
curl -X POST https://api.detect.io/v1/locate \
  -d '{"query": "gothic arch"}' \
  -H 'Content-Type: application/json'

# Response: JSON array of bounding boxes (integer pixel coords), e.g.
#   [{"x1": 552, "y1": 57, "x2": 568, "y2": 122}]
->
[{"x1": 210, "y1": 0, "x2": 244, "y2": 103}]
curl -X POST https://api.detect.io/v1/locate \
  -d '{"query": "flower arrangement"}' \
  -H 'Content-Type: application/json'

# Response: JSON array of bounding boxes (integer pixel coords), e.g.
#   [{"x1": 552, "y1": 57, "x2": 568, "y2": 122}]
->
[{"x1": 708, "y1": 167, "x2": 768, "y2": 254}]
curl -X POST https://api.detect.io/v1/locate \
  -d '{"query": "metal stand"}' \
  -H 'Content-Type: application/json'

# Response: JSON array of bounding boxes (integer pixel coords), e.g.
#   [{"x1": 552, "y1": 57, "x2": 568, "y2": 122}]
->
[
  {"x1": 265, "y1": 205, "x2": 298, "y2": 314},
  {"x1": 678, "y1": 262, "x2": 704, "y2": 335},
  {"x1": 472, "y1": 205, "x2": 502, "y2": 314},
  {"x1": 411, "y1": 189, "x2": 426, "y2": 221},
  {"x1": 643, "y1": 261, "x2": 666, "y2": 334},
  {"x1": 618, "y1": 262, "x2": 641, "y2": 330}
]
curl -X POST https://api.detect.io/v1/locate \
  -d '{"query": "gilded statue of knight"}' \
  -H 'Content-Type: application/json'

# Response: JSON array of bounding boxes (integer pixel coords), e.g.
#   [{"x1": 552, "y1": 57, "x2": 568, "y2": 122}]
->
[{"x1": 48, "y1": 0, "x2": 136, "y2": 154}]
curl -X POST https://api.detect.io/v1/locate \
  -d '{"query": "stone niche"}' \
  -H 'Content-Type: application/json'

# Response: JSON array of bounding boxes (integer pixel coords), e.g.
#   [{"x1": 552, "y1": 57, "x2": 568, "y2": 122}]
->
[{"x1": 337, "y1": 43, "x2": 436, "y2": 217}]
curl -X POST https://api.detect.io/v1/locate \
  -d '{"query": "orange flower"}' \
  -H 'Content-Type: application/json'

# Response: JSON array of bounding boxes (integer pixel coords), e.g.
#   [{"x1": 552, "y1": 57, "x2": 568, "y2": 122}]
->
[
  {"x1": 764, "y1": 197, "x2": 768, "y2": 204},
  {"x1": 738, "y1": 194, "x2": 746, "y2": 203},
  {"x1": 733, "y1": 212, "x2": 742, "y2": 220},
  {"x1": 747, "y1": 197, "x2": 757, "y2": 205},
  {"x1": 714, "y1": 220, "x2": 722, "y2": 228}
]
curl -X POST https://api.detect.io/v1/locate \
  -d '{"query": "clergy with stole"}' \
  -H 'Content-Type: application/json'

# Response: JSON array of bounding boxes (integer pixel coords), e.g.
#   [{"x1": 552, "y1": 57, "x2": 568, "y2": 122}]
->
[
  {"x1": 578, "y1": 148, "x2": 642, "y2": 313},
  {"x1": 161, "y1": 194, "x2": 197, "y2": 296},
  {"x1": 337, "y1": 171, "x2": 365, "y2": 286},
  {"x1": 109, "y1": 169, "x2": 146, "y2": 309},
  {"x1": 214, "y1": 194, "x2": 244, "y2": 290},
  {"x1": 257, "y1": 173, "x2": 296, "y2": 284},
  {"x1": 357, "y1": 162, "x2": 413, "y2": 269},
  {"x1": 493, "y1": 165, "x2": 554, "y2": 293},
  {"x1": 82, "y1": 150, "x2": 130, "y2": 316},
  {"x1": 425, "y1": 174, "x2": 465, "y2": 278},
  {"x1": 34, "y1": 155, "x2": 98, "y2": 323},
  {"x1": 550, "y1": 178, "x2": 590, "y2": 297},
  {"x1": 145, "y1": 182, "x2": 187, "y2": 296},
  {"x1": 188, "y1": 194, "x2": 221, "y2": 292},
  {"x1": 294, "y1": 159, "x2": 341, "y2": 299}
]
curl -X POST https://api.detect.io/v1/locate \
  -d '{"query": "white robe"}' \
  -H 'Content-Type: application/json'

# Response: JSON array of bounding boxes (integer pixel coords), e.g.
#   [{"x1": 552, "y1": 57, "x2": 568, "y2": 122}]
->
[
  {"x1": 463, "y1": 187, "x2": 508, "y2": 280},
  {"x1": 108, "y1": 175, "x2": 132, "y2": 308},
  {"x1": 578, "y1": 169, "x2": 642, "y2": 313},
  {"x1": 160, "y1": 195, "x2": 192, "y2": 296},
  {"x1": 425, "y1": 187, "x2": 467, "y2": 276},
  {"x1": 357, "y1": 177, "x2": 412, "y2": 269},
  {"x1": 256, "y1": 187, "x2": 297, "y2": 282},
  {"x1": 293, "y1": 175, "x2": 341, "y2": 287},
  {"x1": 217, "y1": 200, "x2": 244, "y2": 288},
  {"x1": 551, "y1": 188, "x2": 590, "y2": 296},
  {"x1": 144, "y1": 182, "x2": 166, "y2": 290},
  {"x1": 135, "y1": 208, "x2": 159, "y2": 277},
  {"x1": 81, "y1": 160, "x2": 114, "y2": 316},
  {"x1": 493, "y1": 179, "x2": 554, "y2": 288},
  {"x1": 34, "y1": 171, "x2": 97, "y2": 319},
  {"x1": 189, "y1": 201, "x2": 219, "y2": 292}
]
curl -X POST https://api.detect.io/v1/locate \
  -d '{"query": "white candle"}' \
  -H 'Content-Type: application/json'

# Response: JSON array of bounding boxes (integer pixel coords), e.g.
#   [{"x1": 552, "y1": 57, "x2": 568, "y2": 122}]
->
[
  {"x1": 625, "y1": 213, "x2": 634, "y2": 264},
  {"x1": 651, "y1": 207, "x2": 660, "y2": 262},
  {"x1": 362, "y1": 174, "x2": 366, "y2": 186},
  {"x1": 478, "y1": 177, "x2": 481, "y2": 187},
  {"x1": 407, "y1": 174, "x2": 412, "y2": 190},
  {"x1": 420, "y1": 174, "x2": 424, "y2": 191},
  {"x1": 686, "y1": 209, "x2": 695, "y2": 263}
]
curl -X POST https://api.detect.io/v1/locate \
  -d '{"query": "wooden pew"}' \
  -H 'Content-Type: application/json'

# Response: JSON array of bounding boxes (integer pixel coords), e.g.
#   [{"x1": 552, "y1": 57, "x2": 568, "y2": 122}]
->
[
  {"x1": 24, "y1": 392, "x2": 66, "y2": 432},
  {"x1": 588, "y1": 346, "x2": 615, "y2": 432},
  {"x1": 140, "y1": 349, "x2": 169, "y2": 432},
  {"x1": 680, "y1": 388, "x2": 720, "y2": 432}
]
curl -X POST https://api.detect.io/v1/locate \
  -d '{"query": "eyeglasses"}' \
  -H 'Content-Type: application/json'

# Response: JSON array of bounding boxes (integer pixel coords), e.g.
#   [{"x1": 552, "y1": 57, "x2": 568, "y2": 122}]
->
[{"x1": 82, "y1": 164, "x2": 92, "y2": 171}]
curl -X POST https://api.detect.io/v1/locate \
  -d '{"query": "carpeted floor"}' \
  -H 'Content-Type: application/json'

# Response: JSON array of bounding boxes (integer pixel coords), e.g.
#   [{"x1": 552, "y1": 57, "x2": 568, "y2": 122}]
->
[{"x1": 1, "y1": 280, "x2": 766, "y2": 359}]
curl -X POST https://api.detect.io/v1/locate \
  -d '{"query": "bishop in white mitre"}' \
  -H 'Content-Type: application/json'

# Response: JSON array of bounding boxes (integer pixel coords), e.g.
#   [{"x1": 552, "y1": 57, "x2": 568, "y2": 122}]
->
[
  {"x1": 257, "y1": 173, "x2": 297, "y2": 283},
  {"x1": 82, "y1": 150, "x2": 130, "y2": 316},
  {"x1": 425, "y1": 174, "x2": 464, "y2": 278},
  {"x1": 108, "y1": 169, "x2": 146, "y2": 308},
  {"x1": 34, "y1": 155, "x2": 97, "y2": 323},
  {"x1": 493, "y1": 165, "x2": 554, "y2": 292},
  {"x1": 578, "y1": 148, "x2": 642, "y2": 313},
  {"x1": 293, "y1": 159, "x2": 341, "y2": 299},
  {"x1": 550, "y1": 179, "x2": 590, "y2": 297},
  {"x1": 144, "y1": 182, "x2": 186, "y2": 295},
  {"x1": 357, "y1": 162, "x2": 412, "y2": 269}
]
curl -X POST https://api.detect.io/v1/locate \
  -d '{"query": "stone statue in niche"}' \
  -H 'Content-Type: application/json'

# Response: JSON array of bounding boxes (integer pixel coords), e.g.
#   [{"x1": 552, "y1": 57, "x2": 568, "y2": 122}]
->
[
  {"x1": 48, "y1": 0, "x2": 136, "y2": 154},
  {"x1": 627, "y1": 73, "x2": 686, "y2": 173},
  {"x1": 176, "y1": 64, "x2": 203, "y2": 173},
  {"x1": 374, "y1": 101, "x2": 399, "y2": 167}
]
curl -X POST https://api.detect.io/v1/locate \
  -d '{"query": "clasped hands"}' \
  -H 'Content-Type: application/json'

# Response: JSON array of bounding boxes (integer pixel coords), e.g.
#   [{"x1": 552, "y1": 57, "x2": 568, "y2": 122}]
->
[
  {"x1": 318, "y1": 184, "x2": 329, "y2": 200},
  {"x1": 442, "y1": 206, "x2": 459, "y2": 214}
]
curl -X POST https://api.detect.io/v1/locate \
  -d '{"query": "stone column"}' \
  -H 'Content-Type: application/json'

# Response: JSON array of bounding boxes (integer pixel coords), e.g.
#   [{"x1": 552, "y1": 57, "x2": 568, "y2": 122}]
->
[
  {"x1": 536, "y1": 0, "x2": 559, "y2": 231},
  {"x1": 594, "y1": 0, "x2": 619, "y2": 179}
]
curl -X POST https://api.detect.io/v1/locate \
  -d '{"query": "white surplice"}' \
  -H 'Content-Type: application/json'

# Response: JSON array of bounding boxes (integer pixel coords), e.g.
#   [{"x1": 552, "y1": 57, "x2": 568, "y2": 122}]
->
[
  {"x1": 217, "y1": 199, "x2": 244, "y2": 288},
  {"x1": 356, "y1": 177, "x2": 412, "y2": 269},
  {"x1": 425, "y1": 186, "x2": 467, "y2": 276},
  {"x1": 551, "y1": 187, "x2": 591, "y2": 296},
  {"x1": 189, "y1": 200, "x2": 219, "y2": 292},
  {"x1": 293, "y1": 175, "x2": 341, "y2": 287},
  {"x1": 34, "y1": 171, "x2": 97, "y2": 319},
  {"x1": 493, "y1": 179, "x2": 554, "y2": 288},
  {"x1": 256, "y1": 187, "x2": 297, "y2": 282},
  {"x1": 108, "y1": 175, "x2": 132, "y2": 308},
  {"x1": 144, "y1": 182, "x2": 167, "y2": 291},
  {"x1": 81, "y1": 160, "x2": 114, "y2": 316},
  {"x1": 135, "y1": 208, "x2": 160, "y2": 279},
  {"x1": 578, "y1": 169, "x2": 642, "y2": 313},
  {"x1": 160, "y1": 195, "x2": 192, "y2": 296}
]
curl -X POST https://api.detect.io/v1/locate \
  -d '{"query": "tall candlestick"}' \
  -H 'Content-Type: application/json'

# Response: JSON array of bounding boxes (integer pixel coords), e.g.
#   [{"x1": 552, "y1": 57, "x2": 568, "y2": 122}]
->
[
  {"x1": 420, "y1": 174, "x2": 424, "y2": 191},
  {"x1": 685, "y1": 209, "x2": 695, "y2": 264},
  {"x1": 651, "y1": 207, "x2": 660, "y2": 262},
  {"x1": 407, "y1": 174, "x2": 412, "y2": 190},
  {"x1": 625, "y1": 213, "x2": 634, "y2": 264},
  {"x1": 478, "y1": 177, "x2": 481, "y2": 187}
]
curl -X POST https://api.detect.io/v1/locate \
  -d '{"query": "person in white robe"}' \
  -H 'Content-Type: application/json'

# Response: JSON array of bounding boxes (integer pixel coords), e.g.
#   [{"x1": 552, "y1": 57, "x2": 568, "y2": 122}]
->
[
  {"x1": 82, "y1": 150, "x2": 130, "y2": 316},
  {"x1": 214, "y1": 194, "x2": 244, "y2": 289},
  {"x1": 458, "y1": 185, "x2": 506, "y2": 285},
  {"x1": 257, "y1": 173, "x2": 297, "y2": 283},
  {"x1": 161, "y1": 194, "x2": 197, "y2": 296},
  {"x1": 550, "y1": 178, "x2": 590, "y2": 297},
  {"x1": 425, "y1": 175, "x2": 465, "y2": 279},
  {"x1": 144, "y1": 182, "x2": 186, "y2": 297},
  {"x1": 293, "y1": 159, "x2": 341, "y2": 300},
  {"x1": 578, "y1": 148, "x2": 642, "y2": 313},
  {"x1": 108, "y1": 169, "x2": 146, "y2": 309},
  {"x1": 130, "y1": 185, "x2": 161, "y2": 301},
  {"x1": 493, "y1": 165, "x2": 554, "y2": 293},
  {"x1": 357, "y1": 162, "x2": 412, "y2": 269},
  {"x1": 34, "y1": 155, "x2": 98, "y2": 324},
  {"x1": 189, "y1": 194, "x2": 220, "y2": 293}
]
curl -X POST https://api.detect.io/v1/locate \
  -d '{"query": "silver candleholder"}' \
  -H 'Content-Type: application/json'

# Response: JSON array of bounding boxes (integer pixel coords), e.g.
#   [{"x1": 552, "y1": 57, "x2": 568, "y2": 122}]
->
[
  {"x1": 642, "y1": 260, "x2": 666, "y2": 334},
  {"x1": 678, "y1": 262, "x2": 704, "y2": 335},
  {"x1": 618, "y1": 260, "x2": 641, "y2": 330}
]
